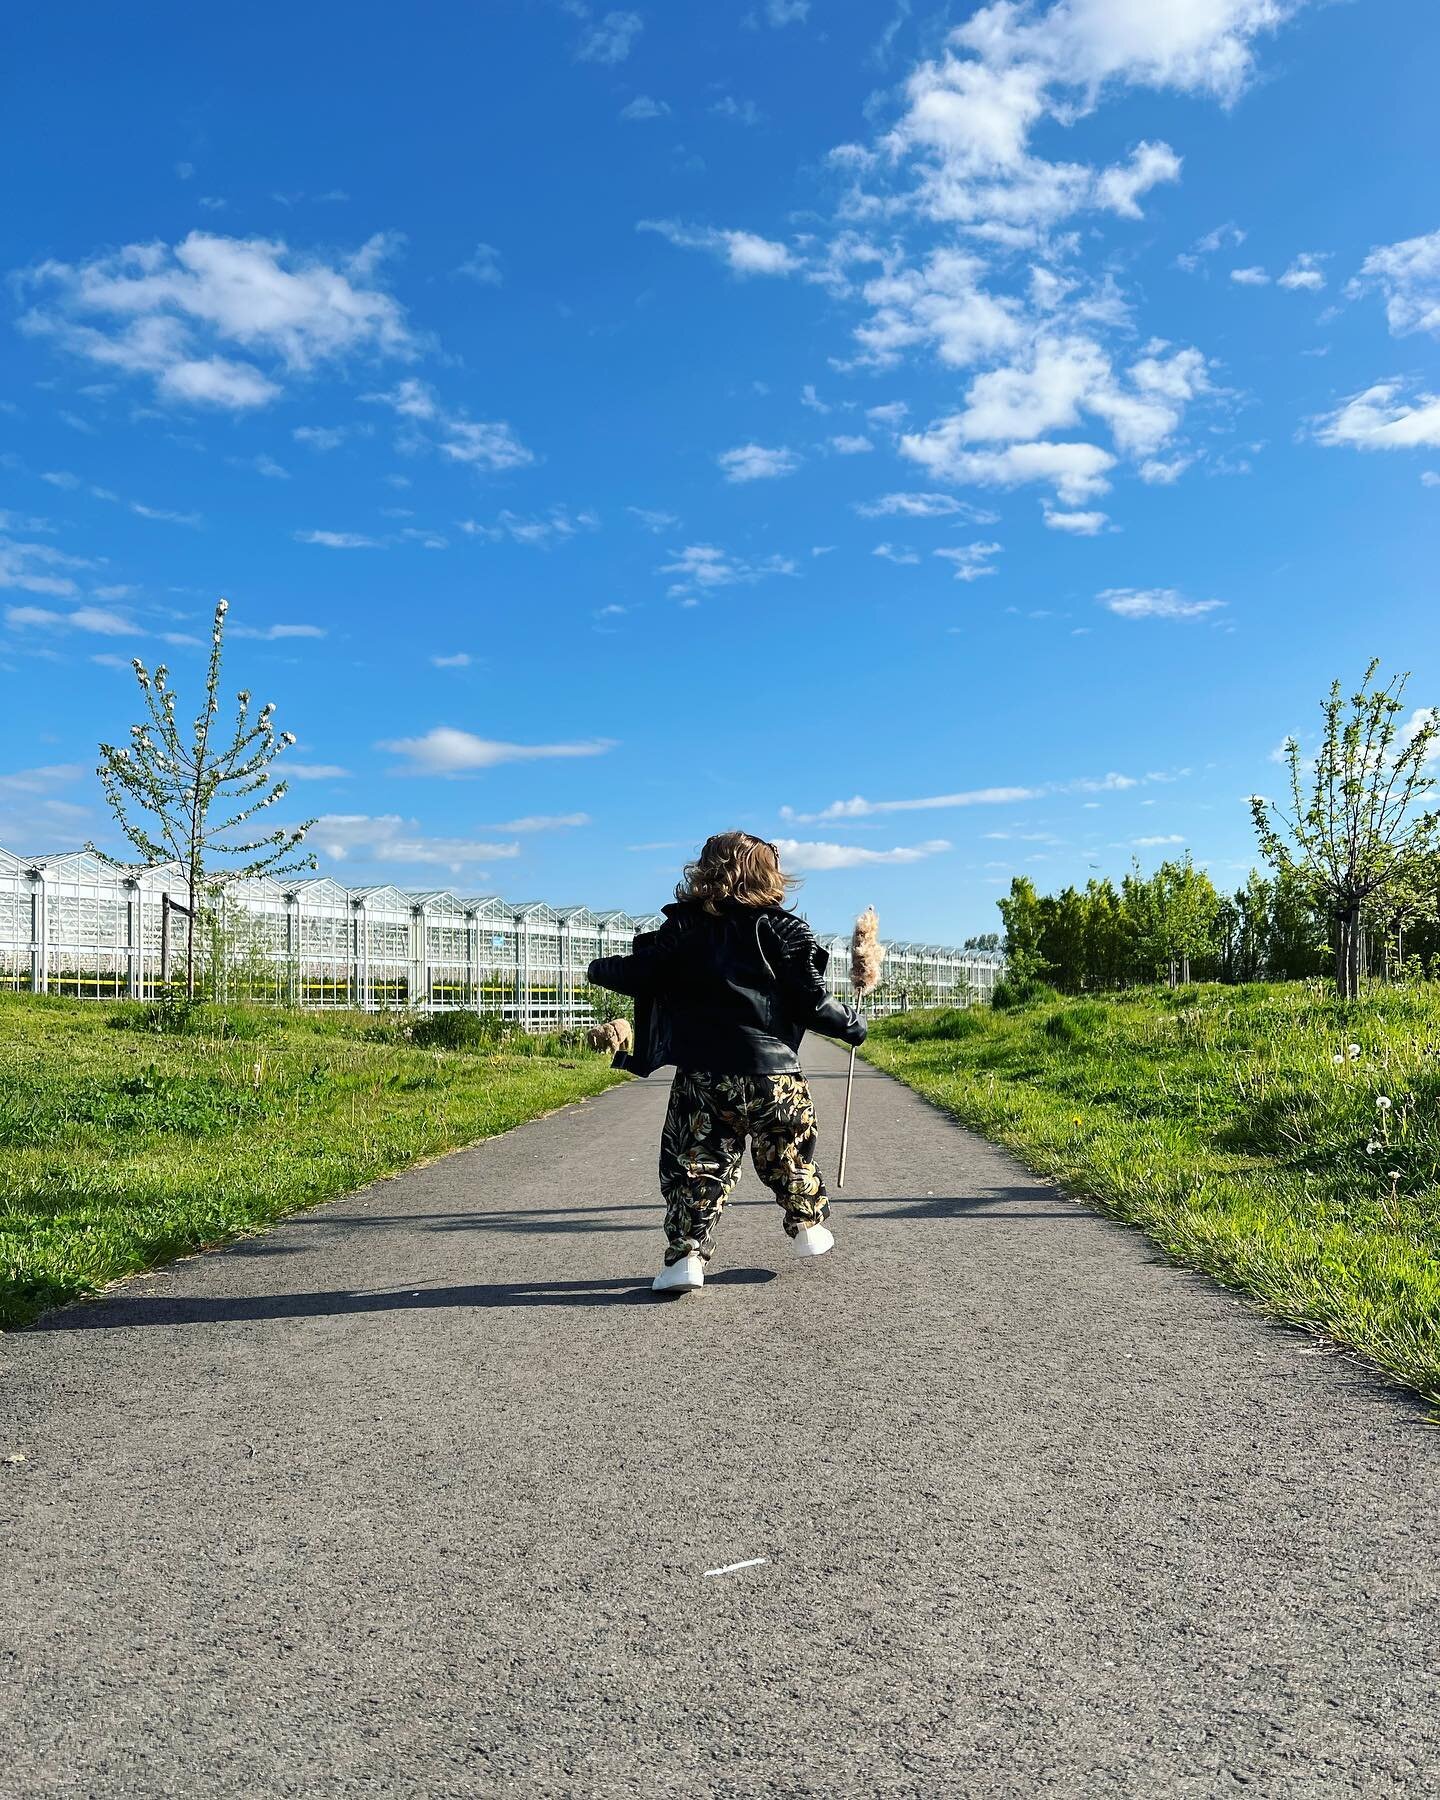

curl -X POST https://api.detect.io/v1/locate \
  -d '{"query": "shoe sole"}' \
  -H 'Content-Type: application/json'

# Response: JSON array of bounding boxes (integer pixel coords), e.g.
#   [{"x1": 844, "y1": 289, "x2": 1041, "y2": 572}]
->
[
  {"x1": 652, "y1": 1271, "x2": 704, "y2": 1294},
  {"x1": 792, "y1": 1236, "x2": 834, "y2": 1259}
]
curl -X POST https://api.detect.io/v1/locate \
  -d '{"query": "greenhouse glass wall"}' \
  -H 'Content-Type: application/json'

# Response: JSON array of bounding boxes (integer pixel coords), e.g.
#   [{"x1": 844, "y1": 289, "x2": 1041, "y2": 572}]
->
[{"x1": 0, "y1": 846, "x2": 1004, "y2": 1025}]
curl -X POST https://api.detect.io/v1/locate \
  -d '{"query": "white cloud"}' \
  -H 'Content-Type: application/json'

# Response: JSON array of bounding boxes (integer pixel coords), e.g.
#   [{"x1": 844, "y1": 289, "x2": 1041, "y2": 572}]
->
[
  {"x1": 866, "y1": 400, "x2": 910, "y2": 429},
  {"x1": 1278, "y1": 252, "x2": 1326, "y2": 292},
  {"x1": 378, "y1": 727, "x2": 616, "y2": 776},
  {"x1": 364, "y1": 377, "x2": 533, "y2": 471},
  {"x1": 18, "y1": 231, "x2": 414, "y2": 410},
  {"x1": 710, "y1": 96, "x2": 763, "y2": 127},
  {"x1": 873, "y1": 543, "x2": 921, "y2": 564},
  {"x1": 310, "y1": 813, "x2": 521, "y2": 873},
  {"x1": 480, "y1": 813, "x2": 591, "y2": 832},
  {"x1": 1098, "y1": 587, "x2": 1225, "y2": 621},
  {"x1": 1042, "y1": 504, "x2": 1108, "y2": 533},
  {"x1": 294, "y1": 529, "x2": 384, "y2": 549},
  {"x1": 5, "y1": 603, "x2": 136, "y2": 635},
  {"x1": 659, "y1": 543, "x2": 797, "y2": 601},
  {"x1": 0, "y1": 762, "x2": 86, "y2": 795},
  {"x1": 934, "y1": 541, "x2": 1002, "y2": 581},
  {"x1": 775, "y1": 836, "x2": 951, "y2": 870},
  {"x1": 638, "y1": 219, "x2": 800, "y2": 277},
  {"x1": 458, "y1": 506, "x2": 598, "y2": 546},
  {"x1": 575, "y1": 10, "x2": 642, "y2": 64},
  {"x1": 620, "y1": 96, "x2": 670, "y2": 121},
  {"x1": 781, "y1": 786, "x2": 1040, "y2": 823},
  {"x1": 1349, "y1": 229, "x2": 1440, "y2": 338},
  {"x1": 233, "y1": 452, "x2": 290, "y2": 479},
  {"x1": 458, "y1": 243, "x2": 504, "y2": 287},
  {"x1": 1230, "y1": 265, "x2": 1270, "y2": 286},
  {"x1": 284, "y1": 763, "x2": 351, "y2": 780},
  {"x1": 829, "y1": 434, "x2": 874, "y2": 454},
  {"x1": 855, "y1": 490, "x2": 996, "y2": 521},
  {"x1": 901, "y1": 426, "x2": 1115, "y2": 502},
  {"x1": 131, "y1": 501, "x2": 203, "y2": 526},
  {"x1": 762, "y1": 0, "x2": 810, "y2": 23},
  {"x1": 0, "y1": 537, "x2": 88, "y2": 598},
  {"x1": 627, "y1": 505, "x2": 680, "y2": 531},
  {"x1": 431, "y1": 652, "x2": 472, "y2": 668},
  {"x1": 717, "y1": 443, "x2": 802, "y2": 482},
  {"x1": 800, "y1": 384, "x2": 830, "y2": 413},
  {"x1": 1094, "y1": 140, "x2": 1182, "y2": 218},
  {"x1": 232, "y1": 621, "x2": 327, "y2": 640},
  {"x1": 1131, "y1": 833, "x2": 1186, "y2": 846},
  {"x1": 1312, "y1": 381, "x2": 1440, "y2": 452},
  {"x1": 1422, "y1": 471, "x2": 1440, "y2": 488},
  {"x1": 293, "y1": 424, "x2": 350, "y2": 451}
]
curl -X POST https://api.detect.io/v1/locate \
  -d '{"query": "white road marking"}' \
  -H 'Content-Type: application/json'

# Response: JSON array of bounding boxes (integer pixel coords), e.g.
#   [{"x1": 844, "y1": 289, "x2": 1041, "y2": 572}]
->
[{"x1": 703, "y1": 1557, "x2": 769, "y2": 1578}]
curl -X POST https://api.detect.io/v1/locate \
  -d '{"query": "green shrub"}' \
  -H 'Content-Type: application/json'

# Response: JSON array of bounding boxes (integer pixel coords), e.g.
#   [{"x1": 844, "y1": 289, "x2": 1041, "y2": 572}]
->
[{"x1": 992, "y1": 976, "x2": 1059, "y2": 1011}]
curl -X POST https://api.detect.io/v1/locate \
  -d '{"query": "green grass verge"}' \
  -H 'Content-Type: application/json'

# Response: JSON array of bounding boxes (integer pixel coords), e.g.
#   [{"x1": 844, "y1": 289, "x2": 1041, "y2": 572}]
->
[
  {"x1": 863, "y1": 983, "x2": 1440, "y2": 1408},
  {"x1": 0, "y1": 992, "x2": 627, "y2": 1329}
]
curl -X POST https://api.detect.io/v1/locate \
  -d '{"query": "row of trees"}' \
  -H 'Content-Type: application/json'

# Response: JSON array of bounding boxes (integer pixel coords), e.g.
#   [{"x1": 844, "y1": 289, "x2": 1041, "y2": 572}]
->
[{"x1": 999, "y1": 663, "x2": 1440, "y2": 999}]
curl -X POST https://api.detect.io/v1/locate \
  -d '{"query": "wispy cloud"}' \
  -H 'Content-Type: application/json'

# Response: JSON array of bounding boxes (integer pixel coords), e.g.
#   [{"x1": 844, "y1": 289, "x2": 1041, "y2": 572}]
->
[
  {"x1": 574, "y1": 9, "x2": 642, "y2": 64},
  {"x1": 378, "y1": 726, "x2": 616, "y2": 776},
  {"x1": 620, "y1": 95, "x2": 670, "y2": 121},
  {"x1": 1098, "y1": 587, "x2": 1225, "y2": 621},
  {"x1": 658, "y1": 542, "x2": 797, "y2": 602},
  {"x1": 458, "y1": 243, "x2": 503, "y2": 287},
  {"x1": 364, "y1": 377, "x2": 533, "y2": 472},
  {"x1": 717, "y1": 443, "x2": 801, "y2": 482},
  {"x1": 934, "y1": 541, "x2": 1002, "y2": 581},
  {"x1": 638, "y1": 219, "x2": 799, "y2": 277},
  {"x1": 775, "y1": 836, "x2": 951, "y2": 870},
  {"x1": 310, "y1": 812, "x2": 522, "y2": 873},
  {"x1": 294, "y1": 530, "x2": 384, "y2": 549},
  {"x1": 232, "y1": 621, "x2": 327, "y2": 639}
]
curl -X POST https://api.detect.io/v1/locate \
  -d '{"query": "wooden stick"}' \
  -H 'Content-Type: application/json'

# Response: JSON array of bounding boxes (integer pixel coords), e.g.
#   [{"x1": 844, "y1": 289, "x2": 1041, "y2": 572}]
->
[{"x1": 837, "y1": 1042, "x2": 857, "y2": 1188}]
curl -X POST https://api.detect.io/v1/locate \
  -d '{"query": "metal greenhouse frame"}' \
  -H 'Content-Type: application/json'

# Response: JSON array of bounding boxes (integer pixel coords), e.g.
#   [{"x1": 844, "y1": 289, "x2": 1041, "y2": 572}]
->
[{"x1": 0, "y1": 845, "x2": 1004, "y2": 1026}]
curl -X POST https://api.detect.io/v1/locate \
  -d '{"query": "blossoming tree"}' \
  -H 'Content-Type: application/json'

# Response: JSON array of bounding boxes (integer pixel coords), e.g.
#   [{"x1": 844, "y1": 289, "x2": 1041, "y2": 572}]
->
[
  {"x1": 1251, "y1": 660, "x2": 1439, "y2": 1000},
  {"x1": 93, "y1": 597, "x2": 316, "y2": 999}
]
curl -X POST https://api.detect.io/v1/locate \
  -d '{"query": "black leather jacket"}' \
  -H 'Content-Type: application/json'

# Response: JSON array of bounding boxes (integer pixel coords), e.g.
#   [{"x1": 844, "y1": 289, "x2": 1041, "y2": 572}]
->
[{"x1": 587, "y1": 899, "x2": 866, "y2": 1077}]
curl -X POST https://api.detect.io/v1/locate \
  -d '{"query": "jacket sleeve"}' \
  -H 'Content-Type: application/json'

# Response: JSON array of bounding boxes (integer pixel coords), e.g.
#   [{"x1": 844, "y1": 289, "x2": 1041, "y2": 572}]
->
[
  {"x1": 760, "y1": 913, "x2": 867, "y2": 1043},
  {"x1": 587, "y1": 920, "x2": 684, "y2": 998}
]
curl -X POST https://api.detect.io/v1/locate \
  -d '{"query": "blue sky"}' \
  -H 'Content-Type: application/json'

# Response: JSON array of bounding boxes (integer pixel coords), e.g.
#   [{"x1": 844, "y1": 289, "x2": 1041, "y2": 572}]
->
[{"x1": 2, "y1": 0, "x2": 1437, "y2": 941}]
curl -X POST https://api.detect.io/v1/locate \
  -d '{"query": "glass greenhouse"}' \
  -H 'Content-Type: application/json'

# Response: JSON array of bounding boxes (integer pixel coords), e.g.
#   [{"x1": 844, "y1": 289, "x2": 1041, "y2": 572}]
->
[{"x1": 0, "y1": 845, "x2": 1004, "y2": 1025}]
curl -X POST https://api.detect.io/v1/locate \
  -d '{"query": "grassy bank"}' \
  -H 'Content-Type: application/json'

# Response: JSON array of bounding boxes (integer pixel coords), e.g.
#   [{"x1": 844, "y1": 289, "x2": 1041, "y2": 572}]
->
[
  {"x1": 863, "y1": 983, "x2": 1440, "y2": 1407},
  {"x1": 0, "y1": 992, "x2": 626, "y2": 1330}
]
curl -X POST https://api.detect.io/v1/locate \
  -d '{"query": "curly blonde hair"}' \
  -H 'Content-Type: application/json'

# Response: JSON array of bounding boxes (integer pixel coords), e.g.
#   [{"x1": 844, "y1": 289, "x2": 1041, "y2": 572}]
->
[{"x1": 676, "y1": 831, "x2": 798, "y2": 913}]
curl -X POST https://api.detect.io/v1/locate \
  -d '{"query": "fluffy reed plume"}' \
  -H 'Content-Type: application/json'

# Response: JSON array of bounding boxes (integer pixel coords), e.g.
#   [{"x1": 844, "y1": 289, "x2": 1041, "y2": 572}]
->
[{"x1": 850, "y1": 905, "x2": 884, "y2": 997}]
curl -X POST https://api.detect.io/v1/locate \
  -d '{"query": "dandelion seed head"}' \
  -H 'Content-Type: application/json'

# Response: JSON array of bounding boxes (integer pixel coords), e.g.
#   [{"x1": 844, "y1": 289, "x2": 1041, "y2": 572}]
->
[{"x1": 1377, "y1": 1095, "x2": 1393, "y2": 1110}]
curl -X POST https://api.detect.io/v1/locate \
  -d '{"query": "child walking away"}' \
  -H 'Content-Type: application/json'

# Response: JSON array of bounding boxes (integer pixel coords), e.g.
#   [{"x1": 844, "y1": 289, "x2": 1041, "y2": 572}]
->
[{"x1": 587, "y1": 833, "x2": 867, "y2": 1295}]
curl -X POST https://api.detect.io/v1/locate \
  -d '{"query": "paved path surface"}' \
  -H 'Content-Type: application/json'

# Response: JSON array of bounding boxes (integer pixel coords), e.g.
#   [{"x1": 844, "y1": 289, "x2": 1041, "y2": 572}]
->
[{"x1": 3, "y1": 1040, "x2": 1438, "y2": 1799}]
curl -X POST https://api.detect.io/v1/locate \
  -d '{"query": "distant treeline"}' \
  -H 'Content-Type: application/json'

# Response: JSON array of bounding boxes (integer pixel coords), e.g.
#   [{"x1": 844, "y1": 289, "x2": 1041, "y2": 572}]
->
[{"x1": 997, "y1": 858, "x2": 1440, "y2": 994}]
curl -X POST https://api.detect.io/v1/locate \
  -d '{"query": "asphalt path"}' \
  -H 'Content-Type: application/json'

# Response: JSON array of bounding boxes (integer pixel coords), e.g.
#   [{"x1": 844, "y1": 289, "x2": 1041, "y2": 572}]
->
[{"x1": 3, "y1": 1038, "x2": 1437, "y2": 1799}]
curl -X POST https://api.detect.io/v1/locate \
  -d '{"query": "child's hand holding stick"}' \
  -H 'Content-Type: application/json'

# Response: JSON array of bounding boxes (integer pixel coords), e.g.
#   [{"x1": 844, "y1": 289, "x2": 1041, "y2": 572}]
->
[{"x1": 837, "y1": 906, "x2": 883, "y2": 1188}]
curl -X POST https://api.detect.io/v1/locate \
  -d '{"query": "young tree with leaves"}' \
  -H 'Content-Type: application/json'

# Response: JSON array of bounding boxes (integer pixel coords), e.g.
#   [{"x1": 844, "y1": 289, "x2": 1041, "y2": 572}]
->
[
  {"x1": 94, "y1": 597, "x2": 316, "y2": 999},
  {"x1": 1251, "y1": 661, "x2": 1440, "y2": 1000}
]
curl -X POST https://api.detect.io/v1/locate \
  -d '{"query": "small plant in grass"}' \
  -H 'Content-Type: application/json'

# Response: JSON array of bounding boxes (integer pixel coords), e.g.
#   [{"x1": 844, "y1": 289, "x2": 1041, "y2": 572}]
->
[{"x1": 92, "y1": 597, "x2": 316, "y2": 1000}]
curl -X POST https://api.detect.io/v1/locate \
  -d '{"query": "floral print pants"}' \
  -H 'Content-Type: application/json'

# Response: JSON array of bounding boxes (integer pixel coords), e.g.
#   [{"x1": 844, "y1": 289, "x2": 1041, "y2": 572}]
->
[{"x1": 659, "y1": 1070, "x2": 830, "y2": 1265}]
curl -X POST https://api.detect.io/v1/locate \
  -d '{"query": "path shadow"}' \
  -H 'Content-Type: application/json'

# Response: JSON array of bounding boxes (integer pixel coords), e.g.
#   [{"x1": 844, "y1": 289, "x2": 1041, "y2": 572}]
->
[
  {"x1": 850, "y1": 1186, "x2": 1083, "y2": 1222},
  {"x1": 44, "y1": 1266, "x2": 778, "y2": 1329}
]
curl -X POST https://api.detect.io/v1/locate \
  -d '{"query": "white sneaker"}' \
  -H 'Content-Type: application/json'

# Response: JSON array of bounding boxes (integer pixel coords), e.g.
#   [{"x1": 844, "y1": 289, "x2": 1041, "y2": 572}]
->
[
  {"x1": 792, "y1": 1223, "x2": 835, "y2": 1259},
  {"x1": 652, "y1": 1253, "x2": 705, "y2": 1294}
]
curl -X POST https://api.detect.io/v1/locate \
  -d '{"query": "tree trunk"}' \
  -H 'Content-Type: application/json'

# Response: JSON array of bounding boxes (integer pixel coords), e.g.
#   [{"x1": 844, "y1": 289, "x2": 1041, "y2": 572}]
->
[
  {"x1": 1335, "y1": 906, "x2": 1362, "y2": 1000},
  {"x1": 185, "y1": 866, "x2": 198, "y2": 1001}
]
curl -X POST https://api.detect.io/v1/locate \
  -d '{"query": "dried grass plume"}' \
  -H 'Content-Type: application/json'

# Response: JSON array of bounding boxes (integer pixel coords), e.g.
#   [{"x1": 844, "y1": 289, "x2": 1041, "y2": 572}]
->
[{"x1": 849, "y1": 905, "x2": 884, "y2": 996}]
